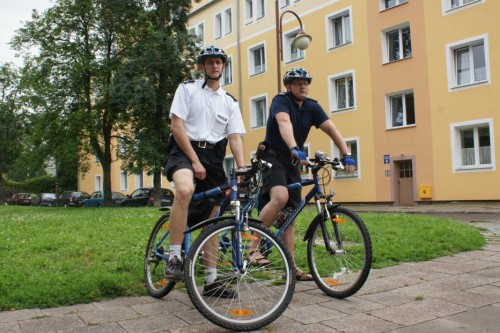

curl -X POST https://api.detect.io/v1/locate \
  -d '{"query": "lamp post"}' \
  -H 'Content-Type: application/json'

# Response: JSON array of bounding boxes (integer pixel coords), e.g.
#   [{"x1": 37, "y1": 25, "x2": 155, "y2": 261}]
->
[{"x1": 275, "y1": 1, "x2": 312, "y2": 93}]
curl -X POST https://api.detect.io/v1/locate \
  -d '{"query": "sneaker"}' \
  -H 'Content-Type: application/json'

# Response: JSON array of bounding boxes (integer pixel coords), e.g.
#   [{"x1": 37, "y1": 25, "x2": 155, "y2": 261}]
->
[
  {"x1": 202, "y1": 279, "x2": 238, "y2": 298},
  {"x1": 165, "y1": 256, "x2": 183, "y2": 280}
]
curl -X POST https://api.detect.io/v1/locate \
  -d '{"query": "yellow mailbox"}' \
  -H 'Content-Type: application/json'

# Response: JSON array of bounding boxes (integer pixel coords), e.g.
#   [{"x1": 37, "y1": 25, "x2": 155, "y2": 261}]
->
[{"x1": 418, "y1": 185, "x2": 432, "y2": 199}]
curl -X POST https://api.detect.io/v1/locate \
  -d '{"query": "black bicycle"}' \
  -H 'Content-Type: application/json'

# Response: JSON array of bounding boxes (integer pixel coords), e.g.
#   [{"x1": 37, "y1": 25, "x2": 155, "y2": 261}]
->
[{"x1": 144, "y1": 158, "x2": 295, "y2": 331}]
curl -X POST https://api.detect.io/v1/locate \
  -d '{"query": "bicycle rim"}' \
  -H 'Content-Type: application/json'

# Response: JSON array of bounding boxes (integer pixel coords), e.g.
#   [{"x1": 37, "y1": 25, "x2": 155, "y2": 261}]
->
[
  {"x1": 184, "y1": 220, "x2": 295, "y2": 331},
  {"x1": 307, "y1": 206, "x2": 372, "y2": 298},
  {"x1": 144, "y1": 213, "x2": 176, "y2": 298}
]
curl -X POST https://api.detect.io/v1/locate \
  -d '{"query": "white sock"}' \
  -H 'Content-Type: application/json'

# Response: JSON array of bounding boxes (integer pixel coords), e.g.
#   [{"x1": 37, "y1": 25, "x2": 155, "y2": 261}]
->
[
  {"x1": 169, "y1": 245, "x2": 182, "y2": 262},
  {"x1": 205, "y1": 268, "x2": 217, "y2": 284}
]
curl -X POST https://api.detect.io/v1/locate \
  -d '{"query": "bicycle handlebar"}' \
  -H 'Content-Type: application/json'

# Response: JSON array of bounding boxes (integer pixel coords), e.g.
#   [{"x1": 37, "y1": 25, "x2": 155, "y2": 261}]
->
[{"x1": 308, "y1": 151, "x2": 345, "y2": 171}]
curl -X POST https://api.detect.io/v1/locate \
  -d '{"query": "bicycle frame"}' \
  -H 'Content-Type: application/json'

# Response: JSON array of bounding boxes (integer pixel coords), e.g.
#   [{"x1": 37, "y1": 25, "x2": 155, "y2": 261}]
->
[{"x1": 152, "y1": 159, "x2": 268, "y2": 272}]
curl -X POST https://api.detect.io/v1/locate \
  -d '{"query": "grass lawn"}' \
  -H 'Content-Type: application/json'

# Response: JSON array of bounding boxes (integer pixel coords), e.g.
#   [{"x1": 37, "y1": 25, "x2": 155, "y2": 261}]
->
[{"x1": 0, "y1": 205, "x2": 485, "y2": 311}]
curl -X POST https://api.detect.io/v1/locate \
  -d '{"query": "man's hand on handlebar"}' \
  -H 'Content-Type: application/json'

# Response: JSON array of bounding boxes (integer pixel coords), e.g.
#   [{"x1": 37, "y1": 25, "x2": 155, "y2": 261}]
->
[
  {"x1": 290, "y1": 147, "x2": 309, "y2": 166},
  {"x1": 341, "y1": 154, "x2": 356, "y2": 174}
]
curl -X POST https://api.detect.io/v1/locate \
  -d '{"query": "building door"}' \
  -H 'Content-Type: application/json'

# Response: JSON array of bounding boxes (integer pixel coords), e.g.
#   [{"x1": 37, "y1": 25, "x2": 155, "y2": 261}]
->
[{"x1": 396, "y1": 160, "x2": 414, "y2": 206}]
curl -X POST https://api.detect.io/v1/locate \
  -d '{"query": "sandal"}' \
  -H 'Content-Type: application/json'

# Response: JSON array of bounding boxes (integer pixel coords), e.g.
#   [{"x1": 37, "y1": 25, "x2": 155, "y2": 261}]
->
[
  {"x1": 246, "y1": 250, "x2": 271, "y2": 267},
  {"x1": 295, "y1": 266, "x2": 314, "y2": 281}
]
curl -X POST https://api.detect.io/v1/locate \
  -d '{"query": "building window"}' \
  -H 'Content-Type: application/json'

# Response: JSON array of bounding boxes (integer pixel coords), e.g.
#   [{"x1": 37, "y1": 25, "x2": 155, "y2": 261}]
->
[
  {"x1": 333, "y1": 139, "x2": 359, "y2": 179},
  {"x1": 245, "y1": 0, "x2": 265, "y2": 23},
  {"x1": 224, "y1": 156, "x2": 235, "y2": 176},
  {"x1": 188, "y1": 22, "x2": 204, "y2": 46},
  {"x1": 222, "y1": 57, "x2": 233, "y2": 86},
  {"x1": 381, "y1": 0, "x2": 408, "y2": 10},
  {"x1": 215, "y1": 8, "x2": 232, "y2": 39},
  {"x1": 443, "y1": 0, "x2": 482, "y2": 12},
  {"x1": 451, "y1": 119, "x2": 494, "y2": 171},
  {"x1": 329, "y1": 71, "x2": 355, "y2": 112},
  {"x1": 280, "y1": 0, "x2": 299, "y2": 7},
  {"x1": 249, "y1": 44, "x2": 266, "y2": 76},
  {"x1": 284, "y1": 30, "x2": 305, "y2": 63},
  {"x1": 447, "y1": 36, "x2": 488, "y2": 90},
  {"x1": 95, "y1": 175, "x2": 101, "y2": 191},
  {"x1": 327, "y1": 9, "x2": 352, "y2": 49},
  {"x1": 386, "y1": 91, "x2": 415, "y2": 129},
  {"x1": 120, "y1": 171, "x2": 128, "y2": 191},
  {"x1": 135, "y1": 173, "x2": 144, "y2": 188},
  {"x1": 384, "y1": 24, "x2": 412, "y2": 62},
  {"x1": 250, "y1": 95, "x2": 267, "y2": 128}
]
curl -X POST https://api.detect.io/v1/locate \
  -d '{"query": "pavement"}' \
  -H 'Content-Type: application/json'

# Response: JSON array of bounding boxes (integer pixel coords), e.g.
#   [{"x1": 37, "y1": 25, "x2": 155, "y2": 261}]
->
[{"x1": 1, "y1": 202, "x2": 500, "y2": 333}]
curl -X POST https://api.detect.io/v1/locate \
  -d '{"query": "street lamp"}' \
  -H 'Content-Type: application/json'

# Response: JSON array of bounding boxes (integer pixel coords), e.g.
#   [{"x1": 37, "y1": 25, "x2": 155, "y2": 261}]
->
[{"x1": 275, "y1": 2, "x2": 312, "y2": 93}]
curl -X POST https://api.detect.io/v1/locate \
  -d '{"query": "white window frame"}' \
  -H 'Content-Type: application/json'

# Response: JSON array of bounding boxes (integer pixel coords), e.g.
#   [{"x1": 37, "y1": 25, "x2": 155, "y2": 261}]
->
[
  {"x1": 95, "y1": 175, "x2": 102, "y2": 191},
  {"x1": 279, "y1": 0, "x2": 300, "y2": 8},
  {"x1": 441, "y1": 0, "x2": 483, "y2": 14},
  {"x1": 215, "y1": 7, "x2": 232, "y2": 39},
  {"x1": 188, "y1": 22, "x2": 204, "y2": 46},
  {"x1": 284, "y1": 29, "x2": 306, "y2": 63},
  {"x1": 135, "y1": 173, "x2": 144, "y2": 188},
  {"x1": 120, "y1": 171, "x2": 128, "y2": 191},
  {"x1": 249, "y1": 94, "x2": 268, "y2": 129},
  {"x1": 326, "y1": 7, "x2": 352, "y2": 50},
  {"x1": 380, "y1": 0, "x2": 408, "y2": 11},
  {"x1": 446, "y1": 34, "x2": 489, "y2": 91},
  {"x1": 382, "y1": 23, "x2": 412, "y2": 63},
  {"x1": 332, "y1": 138, "x2": 360, "y2": 179},
  {"x1": 450, "y1": 118, "x2": 495, "y2": 172},
  {"x1": 248, "y1": 43, "x2": 266, "y2": 76},
  {"x1": 385, "y1": 90, "x2": 415, "y2": 129},
  {"x1": 224, "y1": 156, "x2": 235, "y2": 176},
  {"x1": 245, "y1": 0, "x2": 265, "y2": 24},
  {"x1": 221, "y1": 56, "x2": 233, "y2": 86},
  {"x1": 328, "y1": 70, "x2": 356, "y2": 112}
]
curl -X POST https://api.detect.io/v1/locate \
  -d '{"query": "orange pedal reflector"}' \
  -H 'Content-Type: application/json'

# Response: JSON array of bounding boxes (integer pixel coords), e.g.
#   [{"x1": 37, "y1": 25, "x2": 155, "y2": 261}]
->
[
  {"x1": 324, "y1": 278, "x2": 341, "y2": 286},
  {"x1": 161, "y1": 224, "x2": 170, "y2": 230},
  {"x1": 229, "y1": 309, "x2": 254, "y2": 317},
  {"x1": 331, "y1": 218, "x2": 346, "y2": 223},
  {"x1": 158, "y1": 278, "x2": 169, "y2": 287},
  {"x1": 242, "y1": 233, "x2": 258, "y2": 240}
]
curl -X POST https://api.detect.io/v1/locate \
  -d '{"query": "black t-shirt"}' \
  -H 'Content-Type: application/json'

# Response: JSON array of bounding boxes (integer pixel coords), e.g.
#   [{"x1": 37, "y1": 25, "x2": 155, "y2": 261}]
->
[{"x1": 264, "y1": 92, "x2": 329, "y2": 156}]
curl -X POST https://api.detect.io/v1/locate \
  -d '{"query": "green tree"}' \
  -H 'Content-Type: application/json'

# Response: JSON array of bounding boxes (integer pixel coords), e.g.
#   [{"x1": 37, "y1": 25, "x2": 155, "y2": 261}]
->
[
  {"x1": 12, "y1": 0, "x2": 143, "y2": 206},
  {"x1": 115, "y1": 0, "x2": 199, "y2": 205},
  {"x1": 0, "y1": 63, "x2": 25, "y2": 203}
]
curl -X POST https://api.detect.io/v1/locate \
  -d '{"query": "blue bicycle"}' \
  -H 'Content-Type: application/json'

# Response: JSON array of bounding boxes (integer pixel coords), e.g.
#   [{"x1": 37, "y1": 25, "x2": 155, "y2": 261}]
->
[
  {"x1": 259, "y1": 151, "x2": 372, "y2": 299},
  {"x1": 144, "y1": 158, "x2": 295, "y2": 331}
]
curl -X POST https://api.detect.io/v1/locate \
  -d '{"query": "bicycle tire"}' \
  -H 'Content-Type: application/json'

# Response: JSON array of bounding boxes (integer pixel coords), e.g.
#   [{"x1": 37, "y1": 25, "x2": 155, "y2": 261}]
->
[
  {"x1": 184, "y1": 220, "x2": 295, "y2": 331},
  {"x1": 144, "y1": 213, "x2": 177, "y2": 298},
  {"x1": 307, "y1": 205, "x2": 372, "y2": 298}
]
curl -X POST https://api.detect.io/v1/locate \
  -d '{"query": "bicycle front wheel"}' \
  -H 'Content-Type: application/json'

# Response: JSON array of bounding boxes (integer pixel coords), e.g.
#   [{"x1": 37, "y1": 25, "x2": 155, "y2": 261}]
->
[
  {"x1": 144, "y1": 213, "x2": 177, "y2": 298},
  {"x1": 307, "y1": 205, "x2": 372, "y2": 298},
  {"x1": 184, "y1": 220, "x2": 295, "y2": 331}
]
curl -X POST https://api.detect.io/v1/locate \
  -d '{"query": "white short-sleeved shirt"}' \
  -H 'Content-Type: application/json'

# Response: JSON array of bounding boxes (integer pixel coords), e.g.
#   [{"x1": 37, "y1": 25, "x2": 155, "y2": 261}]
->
[{"x1": 170, "y1": 80, "x2": 246, "y2": 143}]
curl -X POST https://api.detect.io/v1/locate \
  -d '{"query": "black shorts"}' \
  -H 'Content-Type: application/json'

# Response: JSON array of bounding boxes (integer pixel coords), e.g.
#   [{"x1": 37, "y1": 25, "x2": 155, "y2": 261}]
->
[
  {"x1": 164, "y1": 143, "x2": 226, "y2": 199},
  {"x1": 258, "y1": 149, "x2": 302, "y2": 211}
]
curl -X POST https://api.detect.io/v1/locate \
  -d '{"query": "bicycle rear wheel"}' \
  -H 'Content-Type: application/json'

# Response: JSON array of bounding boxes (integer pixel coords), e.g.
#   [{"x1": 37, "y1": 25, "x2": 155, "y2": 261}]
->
[
  {"x1": 184, "y1": 220, "x2": 295, "y2": 331},
  {"x1": 144, "y1": 213, "x2": 177, "y2": 298},
  {"x1": 307, "y1": 205, "x2": 372, "y2": 298}
]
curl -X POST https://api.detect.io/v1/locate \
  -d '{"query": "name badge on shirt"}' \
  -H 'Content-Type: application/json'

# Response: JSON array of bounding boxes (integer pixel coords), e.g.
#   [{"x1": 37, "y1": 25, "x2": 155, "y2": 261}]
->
[{"x1": 216, "y1": 112, "x2": 228, "y2": 124}]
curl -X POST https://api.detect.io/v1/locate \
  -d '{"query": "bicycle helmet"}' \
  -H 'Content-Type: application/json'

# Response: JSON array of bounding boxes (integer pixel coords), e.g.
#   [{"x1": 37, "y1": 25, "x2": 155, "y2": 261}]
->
[
  {"x1": 197, "y1": 45, "x2": 228, "y2": 64},
  {"x1": 283, "y1": 67, "x2": 312, "y2": 85}
]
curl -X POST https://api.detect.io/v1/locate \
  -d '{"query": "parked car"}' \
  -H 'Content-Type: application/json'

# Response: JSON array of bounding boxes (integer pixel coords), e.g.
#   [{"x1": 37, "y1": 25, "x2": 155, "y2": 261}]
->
[
  {"x1": 82, "y1": 191, "x2": 126, "y2": 207},
  {"x1": 57, "y1": 191, "x2": 90, "y2": 207},
  {"x1": 32, "y1": 193, "x2": 57, "y2": 207},
  {"x1": 6, "y1": 193, "x2": 33, "y2": 206},
  {"x1": 121, "y1": 187, "x2": 175, "y2": 207}
]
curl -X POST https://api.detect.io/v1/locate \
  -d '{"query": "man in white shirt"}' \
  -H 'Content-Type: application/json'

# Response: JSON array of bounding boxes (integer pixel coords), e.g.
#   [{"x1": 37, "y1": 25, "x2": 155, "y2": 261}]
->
[{"x1": 164, "y1": 46, "x2": 246, "y2": 298}]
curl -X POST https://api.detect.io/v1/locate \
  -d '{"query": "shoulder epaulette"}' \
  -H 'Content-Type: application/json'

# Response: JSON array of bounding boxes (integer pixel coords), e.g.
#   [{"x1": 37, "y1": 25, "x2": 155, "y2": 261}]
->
[
  {"x1": 182, "y1": 80, "x2": 195, "y2": 84},
  {"x1": 306, "y1": 96, "x2": 318, "y2": 103},
  {"x1": 226, "y1": 92, "x2": 238, "y2": 102}
]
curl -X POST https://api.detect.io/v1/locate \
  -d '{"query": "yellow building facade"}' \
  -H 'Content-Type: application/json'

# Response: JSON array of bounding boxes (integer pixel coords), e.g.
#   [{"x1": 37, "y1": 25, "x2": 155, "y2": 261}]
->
[{"x1": 79, "y1": 0, "x2": 500, "y2": 205}]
